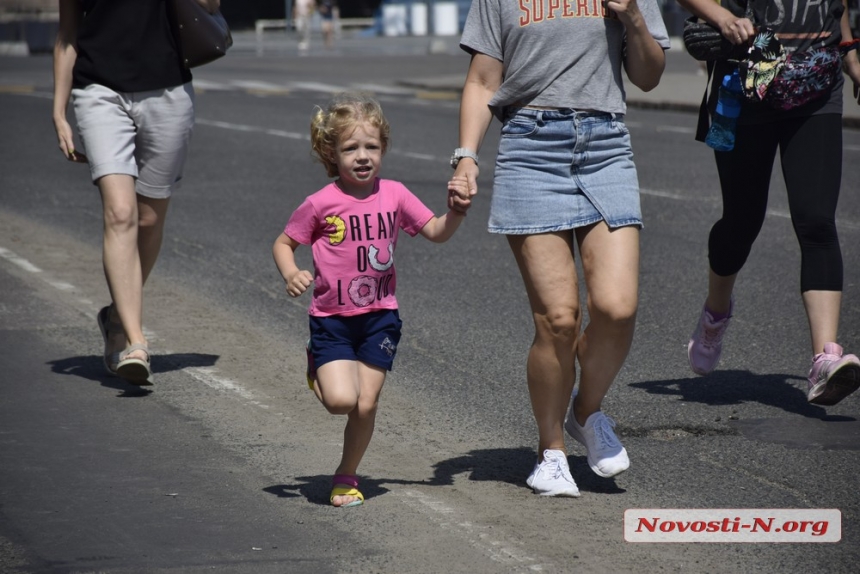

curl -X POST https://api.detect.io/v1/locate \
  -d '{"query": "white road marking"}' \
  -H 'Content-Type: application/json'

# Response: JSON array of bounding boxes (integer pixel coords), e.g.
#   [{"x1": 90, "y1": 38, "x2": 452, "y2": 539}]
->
[
  {"x1": 190, "y1": 79, "x2": 233, "y2": 91},
  {"x1": 0, "y1": 247, "x2": 42, "y2": 272},
  {"x1": 401, "y1": 151, "x2": 437, "y2": 161},
  {"x1": 640, "y1": 188, "x2": 696, "y2": 201},
  {"x1": 185, "y1": 366, "x2": 268, "y2": 408},
  {"x1": 397, "y1": 489, "x2": 553, "y2": 572},
  {"x1": 230, "y1": 80, "x2": 290, "y2": 91},
  {"x1": 656, "y1": 125, "x2": 695, "y2": 134},
  {"x1": 196, "y1": 118, "x2": 306, "y2": 141},
  {"x1": 288, "y1": 80, "x2": 349, "y2": 93},
  {"x1": 46, "y1": 280, "x2": 75, "y2": 291},
  {"x1": 0, "y1": 246, "x2": 266, "y2": 409},
  {"x1": 351, "y1": 83, "x2": 418, "y2": 96}
]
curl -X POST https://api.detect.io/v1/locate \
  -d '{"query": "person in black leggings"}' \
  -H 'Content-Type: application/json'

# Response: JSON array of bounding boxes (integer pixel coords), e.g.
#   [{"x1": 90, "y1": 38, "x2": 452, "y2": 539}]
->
[
  {"x1": 680, "y1": 0, "x2": 860, "y2": 406},
  {"x1": 711, "y1": 116, "x2": 843, "y2": 293}
]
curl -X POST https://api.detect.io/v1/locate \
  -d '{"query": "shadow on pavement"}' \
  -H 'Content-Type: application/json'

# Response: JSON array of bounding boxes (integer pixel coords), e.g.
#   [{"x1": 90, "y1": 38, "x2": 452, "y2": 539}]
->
[
  {"x1": 631, "y1": 370, "x2": 860, "y2": 449},
  {"x1": 47, "y1": 352, "x2": 219, "y2": 396},
  {"x1": 428, "y1": 447, "x2": 625, "y2": 495},
  {"x1": 264, "y1": 477, "x2": 390, "y2": 506},
  {"x1": 263, "y1": 447, "x2": 625, "y2": 506},
  {"x1": 629, "y1": 370, "x2": 835, "y2": 418}
]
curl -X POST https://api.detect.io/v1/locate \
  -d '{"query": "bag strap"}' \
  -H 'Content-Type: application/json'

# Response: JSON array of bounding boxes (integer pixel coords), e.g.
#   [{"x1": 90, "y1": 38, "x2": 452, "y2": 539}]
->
[
  {"x1": 695, "y1": 60, "x2": 716, "y2": 142},
  {"x1": 693, "y1": 1, "x2": 753, "y2": 142},
  {"x1": 744, "y1": 0, "x2": 755, "y2": 20}
]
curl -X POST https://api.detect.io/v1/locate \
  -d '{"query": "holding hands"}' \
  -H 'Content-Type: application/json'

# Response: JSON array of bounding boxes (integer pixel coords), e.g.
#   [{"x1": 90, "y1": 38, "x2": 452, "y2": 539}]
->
[{"x1": 448, "y1": 174, "x2": 475, "y2": 215}]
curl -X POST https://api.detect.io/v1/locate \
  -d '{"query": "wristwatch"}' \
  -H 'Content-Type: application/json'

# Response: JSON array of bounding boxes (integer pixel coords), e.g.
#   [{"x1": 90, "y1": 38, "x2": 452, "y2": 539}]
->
[{"x1": 450, "y1": 148, "x2": 478, "y2": 169}]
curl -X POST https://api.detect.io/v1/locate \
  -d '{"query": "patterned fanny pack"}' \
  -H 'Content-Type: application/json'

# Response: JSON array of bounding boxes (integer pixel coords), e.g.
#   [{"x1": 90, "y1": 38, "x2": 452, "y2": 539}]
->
[{"x1": 740, "y1": 29, "x2": 853, "y2": 111}]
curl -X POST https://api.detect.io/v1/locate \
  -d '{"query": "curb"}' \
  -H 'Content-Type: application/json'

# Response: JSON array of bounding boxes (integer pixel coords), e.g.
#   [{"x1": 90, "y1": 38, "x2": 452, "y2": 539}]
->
[{"x1": 0, "y1": 42, "x2": 29, "y2": 56}]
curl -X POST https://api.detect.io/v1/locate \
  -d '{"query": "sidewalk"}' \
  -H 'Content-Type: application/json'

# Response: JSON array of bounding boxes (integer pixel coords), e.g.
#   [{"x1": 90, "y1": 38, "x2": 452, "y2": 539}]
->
[{"x1": 252, "y1": 29, "x2": 860, "y2": 127}]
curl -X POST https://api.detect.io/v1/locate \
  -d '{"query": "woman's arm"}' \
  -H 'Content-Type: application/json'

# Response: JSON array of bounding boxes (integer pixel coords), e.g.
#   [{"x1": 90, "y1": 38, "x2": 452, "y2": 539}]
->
[
  {"x1": 613, "y1": 0, "x2": 665, "y2": 91},
  {"x1": 841, "y1": 0, "x2": 860, "y2": 103},
  {"x1": 273, "y1": 233, "x2": 313, "y2": 297},
  {"x1": 53, "y1": 0, "x2": 85, "y2": 162},
  {"x1": 420, "y1": 176, "x2": 472, "y2": 242},
  {"x1": 677, "y1": 0, "x2": 756, "y2": 44},
  {"x1": 451, "y1": 53, "x2": 503, "y2": 210}
]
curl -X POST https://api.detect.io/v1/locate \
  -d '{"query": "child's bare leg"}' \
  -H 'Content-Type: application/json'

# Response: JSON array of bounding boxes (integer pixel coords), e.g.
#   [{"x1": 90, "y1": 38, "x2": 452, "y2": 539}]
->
[
  {"x1": 335, "y1": 362, "x2": 385, "y2": 473},
  {"x1": 313, "y1": 359, "x2": 358, "y2": 412},
  {"x1": 316, "y1": 360, "x2": 386, "y2": 507}
]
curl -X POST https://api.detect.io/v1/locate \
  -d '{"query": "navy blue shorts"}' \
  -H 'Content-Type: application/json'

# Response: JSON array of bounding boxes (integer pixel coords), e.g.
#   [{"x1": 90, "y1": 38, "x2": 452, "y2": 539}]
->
[{"x1": 308, "y1": 310, "x2": 402, "y2": 372}]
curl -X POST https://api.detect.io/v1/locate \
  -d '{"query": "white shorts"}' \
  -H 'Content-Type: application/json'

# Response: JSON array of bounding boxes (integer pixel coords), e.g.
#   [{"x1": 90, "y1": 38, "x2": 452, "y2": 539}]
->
[{"x1": 72, "y1": 82, "x2": 195, "y2": 199}]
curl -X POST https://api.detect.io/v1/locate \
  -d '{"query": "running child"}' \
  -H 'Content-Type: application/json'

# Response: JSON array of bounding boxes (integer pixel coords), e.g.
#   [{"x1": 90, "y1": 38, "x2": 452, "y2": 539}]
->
[{"x1": 273, "y1": 93, "x2": 471, "y2": 507}]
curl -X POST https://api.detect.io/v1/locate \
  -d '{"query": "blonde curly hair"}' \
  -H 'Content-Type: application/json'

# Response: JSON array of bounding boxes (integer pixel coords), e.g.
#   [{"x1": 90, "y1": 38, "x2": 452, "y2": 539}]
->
[{"x1": 310, "y1": 93, "x2": 391, "y2": 178}]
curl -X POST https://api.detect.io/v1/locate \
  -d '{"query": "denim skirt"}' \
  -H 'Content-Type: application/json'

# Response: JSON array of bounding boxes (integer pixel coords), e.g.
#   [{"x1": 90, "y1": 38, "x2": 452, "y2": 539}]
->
[{"x1": 489, "y1": 108, "x2": 642, "y2": 234}]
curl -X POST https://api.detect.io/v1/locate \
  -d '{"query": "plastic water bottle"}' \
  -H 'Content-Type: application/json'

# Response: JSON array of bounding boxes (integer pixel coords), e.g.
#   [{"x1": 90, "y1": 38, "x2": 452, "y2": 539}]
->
[{"x1": 705, "y1": 69, "x2": 743, "y2": 152}]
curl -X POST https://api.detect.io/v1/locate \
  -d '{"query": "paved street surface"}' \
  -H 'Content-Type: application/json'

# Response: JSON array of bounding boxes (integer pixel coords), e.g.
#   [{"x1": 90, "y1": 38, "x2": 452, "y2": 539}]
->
[{"x1": 1, "y1": 28, "x2": 860, "y2": 573}]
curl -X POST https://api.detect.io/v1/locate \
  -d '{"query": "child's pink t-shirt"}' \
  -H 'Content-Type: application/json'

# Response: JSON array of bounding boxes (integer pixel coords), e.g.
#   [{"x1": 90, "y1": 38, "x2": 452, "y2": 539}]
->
[{"x1": 284, "y1": 178, "x2": 434, "y2": 317}]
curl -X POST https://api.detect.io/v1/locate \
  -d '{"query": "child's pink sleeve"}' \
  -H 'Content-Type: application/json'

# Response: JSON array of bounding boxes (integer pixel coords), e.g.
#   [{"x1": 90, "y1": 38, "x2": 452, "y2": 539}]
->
[
  {"x1": 284, "y1": 199, "x2": 318, "y2": 245},
  {"x1": 396, "y1": 183, "x2": 434, "y2": 236}
]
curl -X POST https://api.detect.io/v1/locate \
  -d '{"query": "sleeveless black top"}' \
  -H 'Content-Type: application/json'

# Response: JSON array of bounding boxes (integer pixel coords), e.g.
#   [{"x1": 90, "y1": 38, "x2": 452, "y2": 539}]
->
[{"x1": 73, "y1": 0, "x2": 191, "y2": 93}]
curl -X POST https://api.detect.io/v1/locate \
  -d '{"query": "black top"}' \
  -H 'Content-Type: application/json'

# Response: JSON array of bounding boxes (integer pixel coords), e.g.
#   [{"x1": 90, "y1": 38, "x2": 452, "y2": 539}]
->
[{"x1": 73, "y1": 0, "x2": 191, "y2": 93}]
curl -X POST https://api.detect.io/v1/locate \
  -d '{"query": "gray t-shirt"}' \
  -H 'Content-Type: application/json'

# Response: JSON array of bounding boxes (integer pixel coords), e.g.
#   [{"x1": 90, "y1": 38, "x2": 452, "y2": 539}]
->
[{"x1": 460, "y1": 0, "x2": 670, "y2": 117}]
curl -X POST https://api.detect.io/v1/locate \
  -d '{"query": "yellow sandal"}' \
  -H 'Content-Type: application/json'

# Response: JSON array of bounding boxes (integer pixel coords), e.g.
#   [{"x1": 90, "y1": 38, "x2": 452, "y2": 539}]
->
[{"x1": 330, "y1": 474, "x2": 363, "y2": 508}]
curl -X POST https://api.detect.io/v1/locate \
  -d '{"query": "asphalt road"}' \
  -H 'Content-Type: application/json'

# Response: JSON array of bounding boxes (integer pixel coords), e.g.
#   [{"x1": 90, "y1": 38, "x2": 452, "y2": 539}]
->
[{"x1": 1, "y1": 33, "x2": 860, "y2": 573}]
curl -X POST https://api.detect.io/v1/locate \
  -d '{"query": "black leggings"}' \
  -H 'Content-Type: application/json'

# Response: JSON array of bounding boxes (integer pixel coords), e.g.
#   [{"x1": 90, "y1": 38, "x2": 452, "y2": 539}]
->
[{"x1": 709, "y1": 113, "x2": 843, "y2": 292}]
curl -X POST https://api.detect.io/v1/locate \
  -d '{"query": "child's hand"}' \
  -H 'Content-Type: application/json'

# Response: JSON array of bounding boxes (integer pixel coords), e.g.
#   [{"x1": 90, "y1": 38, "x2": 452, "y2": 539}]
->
[
  {"x1": 448, "y1": 175, "x2": 473, "y2": 214},
  {"x1": 286, "y1": 270, "x2": 314, "y2": 297}
]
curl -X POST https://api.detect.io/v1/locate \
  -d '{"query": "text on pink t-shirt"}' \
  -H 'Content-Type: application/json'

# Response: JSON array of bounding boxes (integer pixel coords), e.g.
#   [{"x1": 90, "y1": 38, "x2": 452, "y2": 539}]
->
[{"x1": 284, "y1": 178, "x2": 434, "y2": 317}]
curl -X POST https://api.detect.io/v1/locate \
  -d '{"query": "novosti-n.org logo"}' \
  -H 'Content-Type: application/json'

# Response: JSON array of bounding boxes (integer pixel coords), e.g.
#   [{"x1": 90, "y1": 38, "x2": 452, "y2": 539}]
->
[{"x1": 624, "y1": 509, "x2": 841, "y2": 543}]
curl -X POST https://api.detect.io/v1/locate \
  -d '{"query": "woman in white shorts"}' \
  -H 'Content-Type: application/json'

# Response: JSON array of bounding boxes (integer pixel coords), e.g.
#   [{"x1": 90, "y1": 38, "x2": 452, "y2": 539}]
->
[{"x1": 52, "y1": 0, "x2": 219, "y2": 385}]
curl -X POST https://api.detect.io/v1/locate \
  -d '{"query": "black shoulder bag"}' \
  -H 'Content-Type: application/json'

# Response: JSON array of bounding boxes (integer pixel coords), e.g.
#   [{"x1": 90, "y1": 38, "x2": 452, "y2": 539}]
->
[
  {"x1": 683, "y1": 1, "x2": 754, "y2": 62},
  {"x1": 169, "y1": 0, "x2": 233, "y2": 69}
]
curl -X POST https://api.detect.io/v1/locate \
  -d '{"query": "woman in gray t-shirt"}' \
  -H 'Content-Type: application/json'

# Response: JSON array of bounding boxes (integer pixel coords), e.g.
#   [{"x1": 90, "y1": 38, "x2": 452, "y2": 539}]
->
[{"x1": 449, "y1": 0, "x2": 669, "y2": 497}]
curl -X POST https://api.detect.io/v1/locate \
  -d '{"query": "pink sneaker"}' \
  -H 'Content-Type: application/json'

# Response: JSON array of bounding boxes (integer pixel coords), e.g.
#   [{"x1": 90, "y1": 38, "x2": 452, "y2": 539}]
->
[
  {"x1": 807, "y1": 343, "x2": 860, "y2": 406},
  {"x1": 687, "y1": 299, "x2": 733, "y2": 376}
]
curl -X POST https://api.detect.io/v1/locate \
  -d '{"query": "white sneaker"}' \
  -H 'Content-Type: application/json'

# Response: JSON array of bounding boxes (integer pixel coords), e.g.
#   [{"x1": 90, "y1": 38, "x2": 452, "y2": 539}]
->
[
  {"x1": 525, "y1": 449, "x2": 580, "y2": 497},
  {"x1": 565, "y1": 409, "x2": 629, "y2": 478}
]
